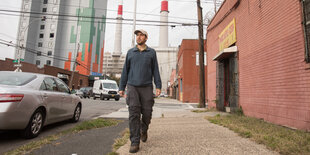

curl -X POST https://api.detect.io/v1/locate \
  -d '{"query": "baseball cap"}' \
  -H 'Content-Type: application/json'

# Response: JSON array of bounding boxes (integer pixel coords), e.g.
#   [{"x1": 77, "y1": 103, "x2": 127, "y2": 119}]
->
[{"x1": 134, "y1": 29, "x2": 148, "y2": 38}]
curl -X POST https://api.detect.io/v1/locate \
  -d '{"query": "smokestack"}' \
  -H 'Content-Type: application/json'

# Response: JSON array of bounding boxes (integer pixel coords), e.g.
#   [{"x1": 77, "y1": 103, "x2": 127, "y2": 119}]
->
[
  {"x1": 113, "y1": 0, "x2": 123, "y2": 56},
  {"x1": 159, "y1": 0, "x2": 168, "y2": 48}
]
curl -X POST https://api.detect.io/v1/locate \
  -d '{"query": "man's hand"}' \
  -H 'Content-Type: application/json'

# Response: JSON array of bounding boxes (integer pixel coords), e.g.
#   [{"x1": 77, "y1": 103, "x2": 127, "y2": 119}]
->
[
  {"x1": 156, "y1": 89, "x2": 161, "y2": 97},
  {"x1": 119, "y1": 91, "x2": 124, "y2": 97}
]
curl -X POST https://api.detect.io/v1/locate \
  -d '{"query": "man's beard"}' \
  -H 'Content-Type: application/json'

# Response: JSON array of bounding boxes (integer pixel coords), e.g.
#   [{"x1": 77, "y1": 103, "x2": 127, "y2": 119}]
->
[{"x1": 137, "y1": 40, "x2": 146, "y2": 45}]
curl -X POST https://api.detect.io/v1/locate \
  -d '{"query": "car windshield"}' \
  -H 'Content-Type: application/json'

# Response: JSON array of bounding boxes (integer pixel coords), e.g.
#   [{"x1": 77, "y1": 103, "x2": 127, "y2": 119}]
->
[
  {"x1": 0, "y1": 72, "x2": 37, "y2": 86},
  {"x1": 102, "y1": 83, "x2": 118, "y2": 89}
]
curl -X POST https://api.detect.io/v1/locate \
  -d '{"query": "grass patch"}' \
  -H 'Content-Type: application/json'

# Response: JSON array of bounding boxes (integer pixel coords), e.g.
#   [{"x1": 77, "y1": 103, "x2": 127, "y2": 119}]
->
[
  {"x1": 206, "y1": 114, "x2": 310, "y2": 155},
  {"x1": 107, "y1": 128, "x2": 130, "y2": 155},
  {"x1": 192, "y1": 108, "x2": 217, "y2": 113},
  {"x1": 4, "y1": 135, "x2": 59, "y2": 155},
  {"x1": 5, "y1": 118, "x2": 121, "y2": 155},
  {"x1": 63, "y1": 118, "x2": 121, "y2": 134}
]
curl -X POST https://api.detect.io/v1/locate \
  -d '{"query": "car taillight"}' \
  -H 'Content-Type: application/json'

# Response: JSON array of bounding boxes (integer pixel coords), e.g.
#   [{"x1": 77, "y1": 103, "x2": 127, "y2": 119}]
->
[{"x1": 0, "y1": 94, "x2": 24, "y2": 102}]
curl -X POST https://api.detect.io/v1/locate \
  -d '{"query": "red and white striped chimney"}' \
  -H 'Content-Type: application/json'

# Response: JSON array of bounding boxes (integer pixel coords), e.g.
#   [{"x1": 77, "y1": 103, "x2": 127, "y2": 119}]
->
[
  {"x1": 159, "y1": 0, "x2": 168, "y2": 48},
  {"x1": 113, "y1": 0, "x2": 123, "y2": 56}
]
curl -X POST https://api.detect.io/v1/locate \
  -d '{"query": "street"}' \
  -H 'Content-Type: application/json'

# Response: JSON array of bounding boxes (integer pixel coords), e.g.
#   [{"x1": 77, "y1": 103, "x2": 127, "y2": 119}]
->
[
  {"x1": 0, "y1": 98, "x2": 126, "y2": 154},
  {"x1": 0, "y1": 97, "x2": 193, "y2": 154}
]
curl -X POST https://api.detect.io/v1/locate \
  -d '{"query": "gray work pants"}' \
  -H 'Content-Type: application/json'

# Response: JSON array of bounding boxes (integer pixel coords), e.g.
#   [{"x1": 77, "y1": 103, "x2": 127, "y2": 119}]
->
[{"x1": 126, "y1": 84, "x2": 154, "y2": 146}]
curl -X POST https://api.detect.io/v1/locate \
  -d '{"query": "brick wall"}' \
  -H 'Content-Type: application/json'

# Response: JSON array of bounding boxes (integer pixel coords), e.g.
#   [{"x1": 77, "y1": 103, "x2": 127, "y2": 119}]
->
[
  {"x1": 0, "y1": 58, "x2": 89, "y2": 89},
  {"x1": 177, "y1": 40, "x2": 207, "y2": 103},
  {"x1": 207, "y1": 0, "x2": 310, "y2": 130}
]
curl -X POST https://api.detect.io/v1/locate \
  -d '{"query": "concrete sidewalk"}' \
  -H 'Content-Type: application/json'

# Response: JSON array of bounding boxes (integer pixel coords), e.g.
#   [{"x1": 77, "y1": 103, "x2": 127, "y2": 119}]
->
[{"x1": 112, "y1": 99, "x2": 278, "y2": 155}]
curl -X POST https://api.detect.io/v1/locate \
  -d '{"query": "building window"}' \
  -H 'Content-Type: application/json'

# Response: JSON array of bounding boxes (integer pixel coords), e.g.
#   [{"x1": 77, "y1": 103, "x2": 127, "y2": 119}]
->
[
  {"x1": 42, "y1": 8, "x2": 47, "y2": 13},
  {"x1": 39, "y1": 33, "x2": 44, "y2": 38},
  {"x1": 52, "y1": 7, "x2": 57, "y2": 13},
  {"x1": 46, "y1": 60, "x2": 51, "y2": 66},
  {"x1": 50, "y1": 33, "x2": 54, "y2": 38},
  {"x1": 36, "y1": 60, "x2": 40, "y2": 65},
  {"x1": 41, "y1": 16, "x2": 46, "y2": 21},
  {"x1": 48, "y1": 42, "x2": 53, "y2": 48},
  {"x1": 48, "y1": 51, "x2": 52, "y2": 56},
  {"x1": 40, "y1": 25, "x2": 45, "y2": 30},
  {"x1": 50, "y1": 24, "x2": 55, "y2": 30},
  {"x1": 37, "y1": 51, "x2": 41, "y2": 56},
  {"x1": 38, "y1": 42, "x2": 43, "y2": 47},
  {"x1": 24, "y1": 4, "x2": 29, "y2": 10},
  {"x1": 302, "y1": 0, "x2": 310, "y2": 63},
  {"x1": 43, "y1": 0, "x2": 48, "y2": 4}
]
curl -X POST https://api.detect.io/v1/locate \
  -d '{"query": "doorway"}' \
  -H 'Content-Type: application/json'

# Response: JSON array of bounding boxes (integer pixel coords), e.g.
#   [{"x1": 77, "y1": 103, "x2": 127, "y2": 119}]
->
[{"x1": 216, "y1": 53, "x2": 239, "y2": 112}]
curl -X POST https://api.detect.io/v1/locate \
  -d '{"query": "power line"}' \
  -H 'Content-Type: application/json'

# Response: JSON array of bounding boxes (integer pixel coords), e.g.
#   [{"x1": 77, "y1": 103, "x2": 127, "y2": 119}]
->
[
  {"x1": 18, "y1": 0, "x2": 199, "y2": 22},
  {"x1": 0, "y1": 13, "x2": 194, "y2": 28},
  {"x1": 0, "y1": 11, "x2": 207, "y2": 28},
  {"x1": 0, "y1": 9, "x2": 202, "y2": 26},
  {"x1": 1, "y1": 40, "x2": 94, "y2": 72},
  {"x1": 0, "y1": 39, "x2": 72, "y2": 62}
]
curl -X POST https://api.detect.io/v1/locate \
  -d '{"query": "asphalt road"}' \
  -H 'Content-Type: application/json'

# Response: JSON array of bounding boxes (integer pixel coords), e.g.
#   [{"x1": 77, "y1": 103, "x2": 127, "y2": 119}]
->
[{"x1": 0, "y1": 98, "x2": 127, "y2": 154}]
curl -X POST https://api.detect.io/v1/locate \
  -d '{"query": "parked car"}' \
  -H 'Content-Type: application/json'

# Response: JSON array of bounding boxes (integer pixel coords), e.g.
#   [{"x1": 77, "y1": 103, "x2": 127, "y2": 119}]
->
[
  {"x1": 79, "y1": 87, "x2": 93, "y2": 98},
  {"x1": 92, "y1": 80, "x2": 120, "y2": 101},
  {"x1": 73, "y1": 89, "x2": 83, "y2": 98},
  {"x1": 0, "y1": 71, "x2": 82, "y2": 139}
]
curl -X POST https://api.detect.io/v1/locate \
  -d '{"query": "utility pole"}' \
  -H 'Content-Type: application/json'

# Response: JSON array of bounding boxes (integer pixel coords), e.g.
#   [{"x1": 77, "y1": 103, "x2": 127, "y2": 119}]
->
[
  {"x1": 69, "y1": 0, "x2": 81, "y2": 89},
  {"x1": 197, "y1": 0, "x2": 206, "y2": 108},
  {"x1": 131, "y1": 0, "x2": 137, "y2": 47},
  {"x1": 213, "y1": 0, "x2": 217, "y2": 14},
  {"x1": 69, "y1": 43, "x2": 80, "y2": 89}
]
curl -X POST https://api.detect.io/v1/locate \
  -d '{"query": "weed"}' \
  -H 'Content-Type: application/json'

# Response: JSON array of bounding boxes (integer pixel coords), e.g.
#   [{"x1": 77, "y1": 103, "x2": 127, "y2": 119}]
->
[
  {"x1": 206, "y1": 114, "x2": 310, "y2": 155},
  {"x1": 5, "y1": 118, "x2": 121, "y2": 155}
]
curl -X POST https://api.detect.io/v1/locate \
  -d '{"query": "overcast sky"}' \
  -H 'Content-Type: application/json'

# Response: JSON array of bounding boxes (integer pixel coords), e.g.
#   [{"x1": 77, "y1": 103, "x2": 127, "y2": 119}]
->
[{"x1": 0, "y1": 0, "x2": 218, "y2": 60}]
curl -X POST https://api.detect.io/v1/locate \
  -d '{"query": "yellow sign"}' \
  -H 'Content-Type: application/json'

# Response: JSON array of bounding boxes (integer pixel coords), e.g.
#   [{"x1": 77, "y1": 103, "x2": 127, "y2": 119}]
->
[{"x1": 219, "y1": 18, "x2": 236, "y2": 52}]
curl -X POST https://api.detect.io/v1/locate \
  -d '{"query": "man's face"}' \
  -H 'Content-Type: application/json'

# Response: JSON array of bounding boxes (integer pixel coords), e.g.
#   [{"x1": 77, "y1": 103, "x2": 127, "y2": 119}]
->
[{"x1": 136, "y1": 32, "x2": 147, "y2": 45}]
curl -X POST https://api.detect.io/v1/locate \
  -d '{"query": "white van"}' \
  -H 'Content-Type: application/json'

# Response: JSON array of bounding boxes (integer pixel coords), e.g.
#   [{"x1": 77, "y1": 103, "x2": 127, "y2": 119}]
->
[{"x1": 92, "y1": 80, "x2": 120, "y2": 101}]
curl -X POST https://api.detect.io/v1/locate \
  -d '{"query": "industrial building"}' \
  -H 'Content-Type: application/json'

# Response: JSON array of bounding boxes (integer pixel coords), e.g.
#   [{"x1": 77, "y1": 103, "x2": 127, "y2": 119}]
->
[
  {"x1": 16, "y1": 0, "x2": 107, "y2": 76},
  {"x1": 206, "y1": 0, "x2": 310, "y2": 130}
]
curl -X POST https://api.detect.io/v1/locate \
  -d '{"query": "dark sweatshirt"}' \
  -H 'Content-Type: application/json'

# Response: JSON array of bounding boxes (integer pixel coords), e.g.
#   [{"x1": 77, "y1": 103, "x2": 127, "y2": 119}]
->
[{"x1": 119, "y1": 46, "x2": 162, "y2": 91}]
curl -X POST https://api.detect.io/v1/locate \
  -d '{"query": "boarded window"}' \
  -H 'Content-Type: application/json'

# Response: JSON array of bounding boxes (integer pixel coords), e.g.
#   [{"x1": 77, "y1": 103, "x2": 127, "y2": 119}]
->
[{"x1": 302, "y1": 0, "x2": 310, "y2": 63}]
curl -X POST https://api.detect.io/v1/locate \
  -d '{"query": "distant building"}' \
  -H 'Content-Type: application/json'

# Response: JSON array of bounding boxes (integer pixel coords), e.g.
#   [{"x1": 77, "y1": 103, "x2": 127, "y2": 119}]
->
[
  {"x1": 102, "y1": 52, "x2": 125, "y2": 78},
  {"x1": 176, "y1": 39, "x2": 207, "y2": 103},
  {"x1": 16, "y1": 0, "x2": 107, "y2": 76},
  {"x1": 0, "y1": 58, "x2": 88, "y2": 89},
  {"x1": 154, "y1": 0, "x2": 178, "y2": 93},
  {"x1": 206, "y1": 0, "x2": 310, "y2": 130}
]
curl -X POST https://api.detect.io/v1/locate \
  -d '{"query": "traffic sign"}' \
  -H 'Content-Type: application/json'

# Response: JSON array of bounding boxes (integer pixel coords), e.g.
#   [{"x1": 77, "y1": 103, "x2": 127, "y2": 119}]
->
[
  {"x1": 13, "y1": 59, "x2": 24, "y2": 63},
  {"x1": 14, "y1": 64, "x2": 22, "y2": 67}
]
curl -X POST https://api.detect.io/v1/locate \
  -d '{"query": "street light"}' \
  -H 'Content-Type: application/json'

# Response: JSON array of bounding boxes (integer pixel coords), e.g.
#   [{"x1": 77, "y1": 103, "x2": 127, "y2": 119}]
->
[{"x1": 15, "y1": 16, "x2": 46, "y2": 72}]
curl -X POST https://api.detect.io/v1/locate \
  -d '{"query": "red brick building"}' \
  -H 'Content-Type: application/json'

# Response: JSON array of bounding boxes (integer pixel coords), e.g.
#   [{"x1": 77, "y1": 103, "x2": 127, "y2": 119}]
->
[
  {"x1": 177, "y1": 39, "x2": 207, "y2": 103},
  {"x1": 0, "y1": 58, "x2": 89, "y2": 89},
  {"x1": 206, "y1": 0, "x2": 310, "y2": 130}
]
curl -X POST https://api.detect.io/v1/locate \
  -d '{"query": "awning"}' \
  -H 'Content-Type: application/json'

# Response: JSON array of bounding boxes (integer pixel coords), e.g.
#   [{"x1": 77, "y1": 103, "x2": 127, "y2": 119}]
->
[{"x1": 213, "y1": 46, "x2": 238, "y2": 61}]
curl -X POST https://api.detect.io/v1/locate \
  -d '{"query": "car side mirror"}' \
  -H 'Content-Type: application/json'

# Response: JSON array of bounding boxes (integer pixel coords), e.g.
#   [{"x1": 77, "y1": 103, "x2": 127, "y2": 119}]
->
[{"x1": 71, "y1": 90, "x2": 76, "y2": 94}]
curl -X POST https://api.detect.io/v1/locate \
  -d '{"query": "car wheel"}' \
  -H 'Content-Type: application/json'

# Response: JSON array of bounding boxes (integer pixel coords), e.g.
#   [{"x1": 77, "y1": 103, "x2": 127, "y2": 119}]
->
[
  {"x1": 100, "y1": 94, "x2": 104, "y2": 100},
  {"x1": 115, "y1": 98, "x2": 119, "y2": 101},
  {"x1": 93, "y1": 96, "x2": 96, "y2": 100},
  {"x1": 71, "y1": 104, "x2": 81, "y2": 123},
  {"x1": 22, "y1": 109, "x2": 44, "y2": 139},
  {"x1": 107, "y1": 98, "x2": 110, "y2": 100}
]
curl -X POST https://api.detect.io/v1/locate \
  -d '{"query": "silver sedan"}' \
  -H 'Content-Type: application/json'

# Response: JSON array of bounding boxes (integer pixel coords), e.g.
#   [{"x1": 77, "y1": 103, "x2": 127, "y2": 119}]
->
[{"x1": 0, "y1": 71, "x2": 82, "y2": 139}]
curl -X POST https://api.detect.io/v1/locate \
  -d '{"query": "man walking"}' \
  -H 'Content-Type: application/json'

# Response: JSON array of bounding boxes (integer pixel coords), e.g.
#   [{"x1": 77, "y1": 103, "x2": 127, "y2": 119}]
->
[{"x1": 119, "y1": 29, "x2": 161, "y2": 153}]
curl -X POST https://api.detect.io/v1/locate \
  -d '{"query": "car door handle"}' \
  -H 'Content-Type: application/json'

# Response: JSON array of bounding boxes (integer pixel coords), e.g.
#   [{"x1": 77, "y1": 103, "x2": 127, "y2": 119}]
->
[{"x1": 43, "y1": 93, "x2": 48, "y2": 98}]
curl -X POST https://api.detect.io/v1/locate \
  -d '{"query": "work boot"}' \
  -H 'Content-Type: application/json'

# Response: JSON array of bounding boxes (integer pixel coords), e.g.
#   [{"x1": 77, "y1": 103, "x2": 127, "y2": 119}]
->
[
  {"x1": 141, "y1": 132, "x2": 148, "y2": 142},
  {"x1": 129, "y1": 144, "x2": 139, "y2": 153}
]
